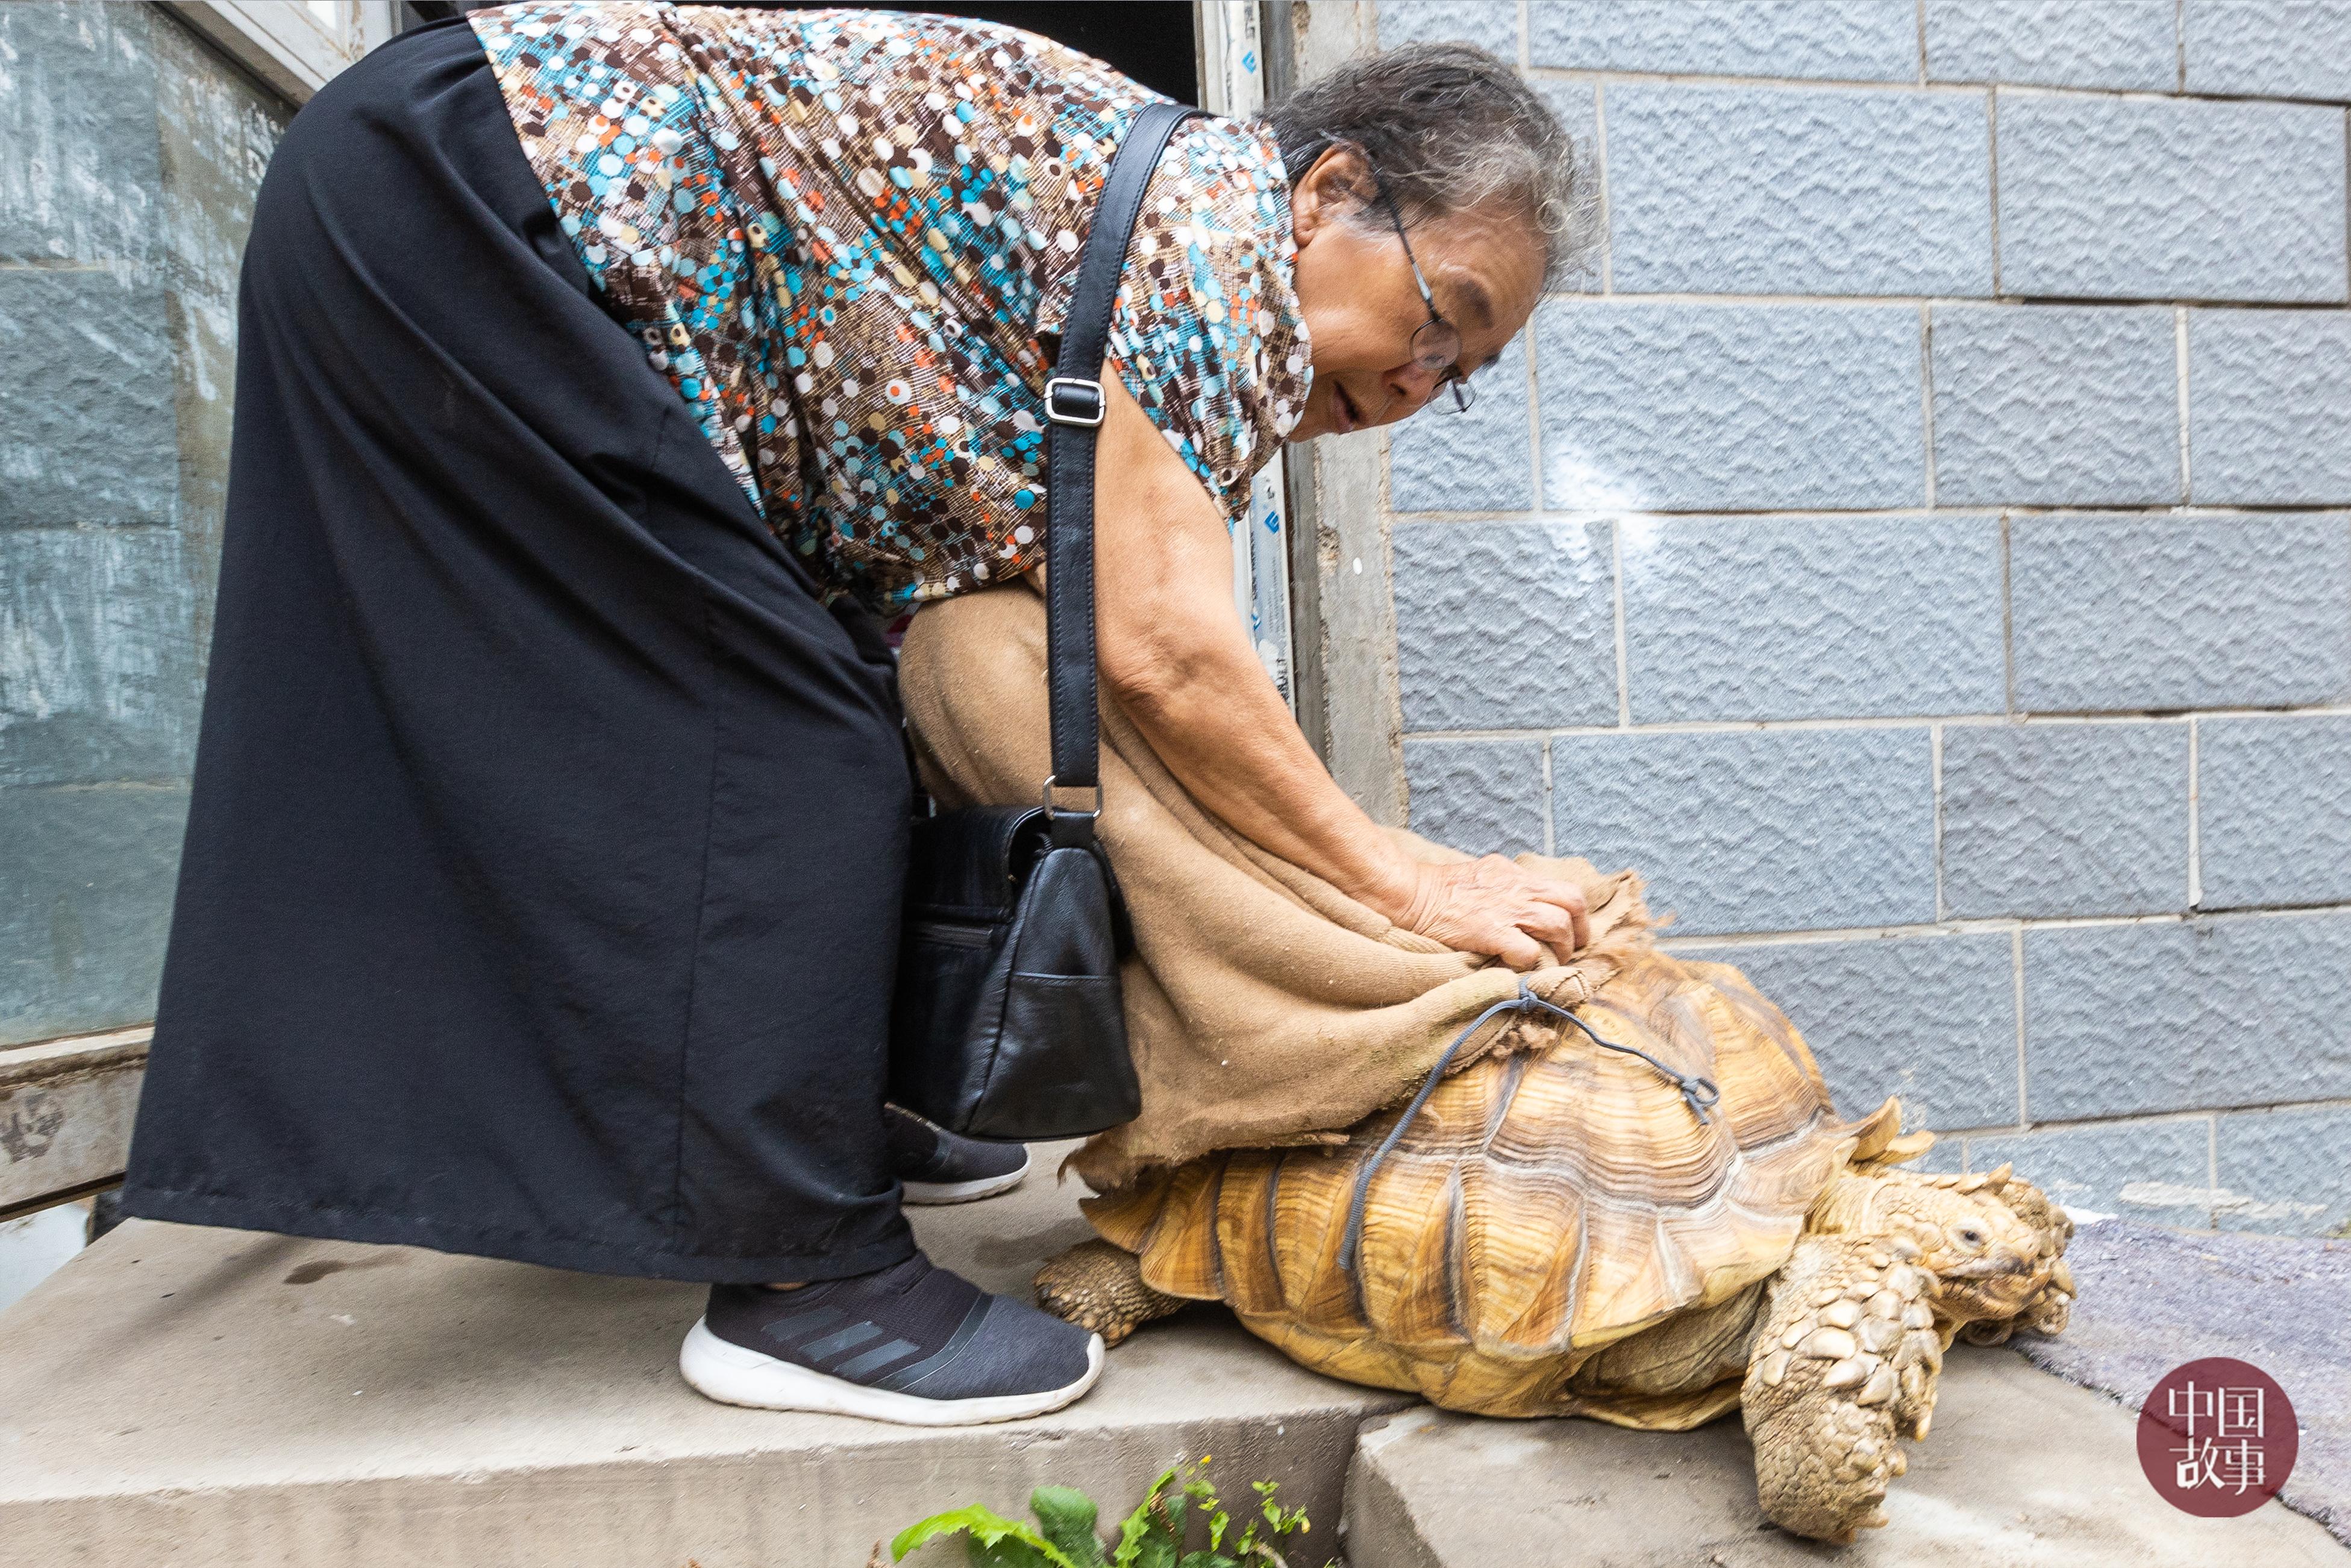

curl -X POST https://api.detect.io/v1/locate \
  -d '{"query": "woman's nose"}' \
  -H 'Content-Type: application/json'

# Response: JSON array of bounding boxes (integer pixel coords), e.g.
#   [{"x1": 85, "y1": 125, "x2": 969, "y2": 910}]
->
[{"x1": 1383, "y1": 360, "x2": 1442, "y2": 418}]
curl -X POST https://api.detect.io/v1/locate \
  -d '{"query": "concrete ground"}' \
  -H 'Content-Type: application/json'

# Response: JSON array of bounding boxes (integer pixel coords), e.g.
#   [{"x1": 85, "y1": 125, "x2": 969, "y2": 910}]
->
[{"x1": 4, "y1": 1169, "x2": 2343, "y2": 1567}]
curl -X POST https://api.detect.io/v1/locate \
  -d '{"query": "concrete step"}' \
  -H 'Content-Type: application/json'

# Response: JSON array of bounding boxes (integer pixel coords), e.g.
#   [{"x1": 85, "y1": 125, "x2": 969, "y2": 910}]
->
[
  {"x1": 1341, "y1": 1343, "x2": 2349, "y2": 1567},
  {"x1": 0, "y1": 1143, "x2": 1405, "y2": 1567}
]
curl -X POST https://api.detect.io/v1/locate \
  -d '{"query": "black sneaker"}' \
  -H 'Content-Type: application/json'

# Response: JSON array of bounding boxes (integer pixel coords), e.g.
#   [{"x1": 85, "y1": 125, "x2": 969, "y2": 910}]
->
[
  {"x1": 678, "y1": 1253, "x2": 1103, "y2": 1425},
  {"x1": 885, "y1": 1104, "x2": 1030, "y2": 1205}
]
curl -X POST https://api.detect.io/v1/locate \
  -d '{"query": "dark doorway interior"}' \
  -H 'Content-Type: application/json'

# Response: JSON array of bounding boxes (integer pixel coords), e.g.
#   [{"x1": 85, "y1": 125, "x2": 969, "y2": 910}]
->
[
  {"x1": 401, "y1": 4, "x2": 1201, "y2": 103},
  {"x1": 859, "y1": 4, "x2": 1198, "y2": 102}
]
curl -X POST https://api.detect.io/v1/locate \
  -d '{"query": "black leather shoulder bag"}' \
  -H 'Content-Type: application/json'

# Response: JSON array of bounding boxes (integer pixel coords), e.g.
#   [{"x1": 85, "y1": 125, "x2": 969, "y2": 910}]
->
[{"x1": 887, "y1": 99, "x2": 1202, "y2": 1142}]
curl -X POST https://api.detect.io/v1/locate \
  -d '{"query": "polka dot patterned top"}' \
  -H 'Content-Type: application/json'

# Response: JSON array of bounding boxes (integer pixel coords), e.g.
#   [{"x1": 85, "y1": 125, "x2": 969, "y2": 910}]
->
[{"x1": 468, "y1": 4, "x2": 1312, "y2": 612}]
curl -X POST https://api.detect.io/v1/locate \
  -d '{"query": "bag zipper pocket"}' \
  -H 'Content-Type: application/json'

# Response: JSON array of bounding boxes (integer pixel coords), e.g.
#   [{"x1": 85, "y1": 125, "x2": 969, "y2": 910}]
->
[{"x1": 909, "y1": 919, "x2": 997, "y2": 950}]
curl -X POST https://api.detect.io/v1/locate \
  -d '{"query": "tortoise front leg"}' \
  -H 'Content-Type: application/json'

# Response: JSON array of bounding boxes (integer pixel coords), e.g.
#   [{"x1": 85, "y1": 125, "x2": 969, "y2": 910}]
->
[
  {"x1": 1035, "y1": 1239, "x2": 1186, "y2": 1347},
  {"x1": 1742, "y1": 1233, "x2": 1943, "y2": 1543}
]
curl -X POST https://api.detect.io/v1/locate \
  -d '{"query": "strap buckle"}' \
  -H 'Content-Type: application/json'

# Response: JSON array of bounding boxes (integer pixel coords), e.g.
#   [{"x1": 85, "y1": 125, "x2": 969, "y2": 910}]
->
[
  {"x1": 1044, "y1": 376, "x2": 1107, "y2": 428},
  {"x1": 1042, "y1": 774, "x2": 1104, "y2": 820}
]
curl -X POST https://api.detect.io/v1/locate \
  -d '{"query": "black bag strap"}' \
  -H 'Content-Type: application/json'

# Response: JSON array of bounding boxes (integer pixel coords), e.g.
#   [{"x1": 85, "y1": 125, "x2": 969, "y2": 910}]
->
[{"x1": 1042, "y1": 99, "x2": 1201, "y2": 844}]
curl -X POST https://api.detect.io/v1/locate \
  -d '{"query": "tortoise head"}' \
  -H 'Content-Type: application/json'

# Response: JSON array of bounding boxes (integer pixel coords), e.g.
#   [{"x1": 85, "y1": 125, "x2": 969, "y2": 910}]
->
[
  {"x1": 1814, "y1": 1163, "x2": 2069, "y2": 1330},
  {"x1": 1864, "y1": 1169, "x2": 2057, "y2": 1328}
]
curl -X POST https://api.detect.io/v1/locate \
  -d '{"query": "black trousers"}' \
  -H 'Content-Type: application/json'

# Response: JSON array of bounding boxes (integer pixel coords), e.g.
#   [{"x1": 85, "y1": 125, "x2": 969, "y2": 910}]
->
[{"x1": 120, "y1": 19, "x2": 916, "y2": 1283}]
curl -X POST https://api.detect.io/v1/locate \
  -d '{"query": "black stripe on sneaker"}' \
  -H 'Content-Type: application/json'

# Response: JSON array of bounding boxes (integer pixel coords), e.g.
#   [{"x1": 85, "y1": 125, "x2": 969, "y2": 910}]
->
[
  {"x1": 801, "y1": 1321, "x2": 884, "y2": 1363},
  {"x1": 831, "y1": 1337, "x2": 922, "y2": 1379},
  {"x1": 759, "y1": 1304, "x2": 845, "y2": 1347},
  {"x1": 872, "y1": 1294, "x2": 993, "y2": 1393}
]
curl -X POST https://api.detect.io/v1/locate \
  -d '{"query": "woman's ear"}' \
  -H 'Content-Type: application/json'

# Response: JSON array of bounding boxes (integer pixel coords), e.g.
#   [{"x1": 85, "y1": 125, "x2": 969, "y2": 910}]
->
[{"x1": 1291, "y1": 143, "x2": 1373, "y2": 248}]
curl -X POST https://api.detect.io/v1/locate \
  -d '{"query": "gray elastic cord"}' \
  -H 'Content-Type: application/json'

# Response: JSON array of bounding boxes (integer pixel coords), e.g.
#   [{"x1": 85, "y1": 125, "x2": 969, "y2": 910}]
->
[
  {"x1": 1528, "y1": 987, "x2": 1723, "y2": 1128},
  {"x1": 1336, "y1": 978, "x2": 1721, "y2": 1275}
]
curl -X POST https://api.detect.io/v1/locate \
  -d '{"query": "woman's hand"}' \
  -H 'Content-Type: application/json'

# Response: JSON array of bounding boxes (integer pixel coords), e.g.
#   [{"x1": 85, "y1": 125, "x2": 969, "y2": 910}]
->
[{"x1": 1378, "y1": 855, "x2": 1590, "y2": 970}]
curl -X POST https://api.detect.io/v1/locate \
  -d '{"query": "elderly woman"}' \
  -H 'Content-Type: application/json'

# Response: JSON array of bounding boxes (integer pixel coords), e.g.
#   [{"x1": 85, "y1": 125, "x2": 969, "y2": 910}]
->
[{"x1": 121, "y1": 6, "x2": 1583, "y2": 1424}]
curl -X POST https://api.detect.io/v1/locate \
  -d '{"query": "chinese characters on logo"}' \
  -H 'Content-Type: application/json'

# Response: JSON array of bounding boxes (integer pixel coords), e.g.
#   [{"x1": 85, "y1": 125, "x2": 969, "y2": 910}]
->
[{"x1": 2168, "y1": 1379, "x2": 2268, "y2": 1495}]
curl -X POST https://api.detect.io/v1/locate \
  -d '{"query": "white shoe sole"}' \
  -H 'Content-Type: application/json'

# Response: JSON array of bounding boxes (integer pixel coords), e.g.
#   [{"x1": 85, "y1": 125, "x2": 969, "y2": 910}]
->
[
  {"x1": 901, "y1": 1147, "x2": 1031, "y2": 1205},
  {"x1": 678, "y1": 1317, "x2": 1104, "y2": 1426}
]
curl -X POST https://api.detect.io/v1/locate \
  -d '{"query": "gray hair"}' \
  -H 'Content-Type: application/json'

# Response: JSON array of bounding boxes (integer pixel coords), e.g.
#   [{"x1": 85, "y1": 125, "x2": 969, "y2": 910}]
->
[{"x1": 1265, "y1": 42, "x2": 1591, "y2": 289}]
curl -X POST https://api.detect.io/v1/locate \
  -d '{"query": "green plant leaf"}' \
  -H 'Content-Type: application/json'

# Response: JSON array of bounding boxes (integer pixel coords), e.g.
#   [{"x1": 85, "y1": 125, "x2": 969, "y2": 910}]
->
[
  {"x1": 890, "y1": 1505, "x2": 1080, "y2": 1568},
  {"x1": 1110, "y1": 1507, "x2": 1147, "y2": 1568},
  {"x1": 1112, "y1": 1469, "x2": 1182, "y2": 1568},
  {"x1": 1156, "y1": 1475, "x2": 1193, "y2": 1541},
  {"x1": 1112, "y1": 1508, "x2": 1171, "y2": 1568},
  {"x1": 1030, "y1": 1487, "x2": 1109, "y2": 1568},
  {"x1": 1250, "y1": 1480, "x2": 1309, "y2": 1539},
  {"x1": 905, "y1": 1461, "x2": 1308, "y2": 1568}
]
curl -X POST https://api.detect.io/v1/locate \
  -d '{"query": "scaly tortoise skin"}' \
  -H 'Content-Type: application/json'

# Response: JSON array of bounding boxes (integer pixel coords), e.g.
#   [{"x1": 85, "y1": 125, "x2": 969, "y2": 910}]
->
[{"x1": 1035, "y1": 948, "x2": 2074, "y2": 1545}]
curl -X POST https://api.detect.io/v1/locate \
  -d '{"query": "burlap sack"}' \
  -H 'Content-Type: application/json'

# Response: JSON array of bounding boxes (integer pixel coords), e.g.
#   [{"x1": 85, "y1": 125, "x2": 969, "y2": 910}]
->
[{"x1": 898, "y1": 583, "x2": 1656, "y2": 1192}]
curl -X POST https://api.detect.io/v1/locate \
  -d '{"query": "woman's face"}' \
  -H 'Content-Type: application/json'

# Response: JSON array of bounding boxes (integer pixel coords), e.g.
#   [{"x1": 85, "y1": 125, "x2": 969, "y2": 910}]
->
[{"x1": 1285, "y1": 148, "x2": 1546, "y2": 442}]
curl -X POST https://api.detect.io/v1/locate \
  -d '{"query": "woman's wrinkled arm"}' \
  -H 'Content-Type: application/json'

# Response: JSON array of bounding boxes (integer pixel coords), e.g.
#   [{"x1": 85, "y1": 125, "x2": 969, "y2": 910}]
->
[{"x1": 1085, "y1": 376, "x2": 1588, "y2": 967}]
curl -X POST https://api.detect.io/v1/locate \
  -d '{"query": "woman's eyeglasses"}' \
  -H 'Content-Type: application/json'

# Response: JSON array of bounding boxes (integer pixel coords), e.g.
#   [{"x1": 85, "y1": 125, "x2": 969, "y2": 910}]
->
[{"x1": 1370, "y1": 173, "x2": 1473, "y2": 415}]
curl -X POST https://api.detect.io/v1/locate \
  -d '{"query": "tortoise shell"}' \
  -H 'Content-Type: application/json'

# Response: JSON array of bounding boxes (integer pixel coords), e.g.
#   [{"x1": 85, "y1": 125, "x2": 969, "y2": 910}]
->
[{"x1": 1081, "y1": 947, "x2": 1905, "y2": 1419}]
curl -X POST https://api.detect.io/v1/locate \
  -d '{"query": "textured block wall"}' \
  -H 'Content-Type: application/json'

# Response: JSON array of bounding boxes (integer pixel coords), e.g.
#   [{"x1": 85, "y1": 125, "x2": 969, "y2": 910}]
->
[
  {"x1": 0, "y1": 3, "x2": 289, "y2": 1045},
  {"x1": 1376, "y1": 0, "x2": 2351, "y2": 1236}
]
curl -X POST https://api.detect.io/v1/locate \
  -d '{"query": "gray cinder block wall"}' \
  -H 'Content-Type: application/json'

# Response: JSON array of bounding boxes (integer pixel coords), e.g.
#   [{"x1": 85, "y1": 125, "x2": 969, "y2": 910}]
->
[
  {"x1": 1, "y1": 2, "x2": 290, "y2": 1046},
  {"x1": 1377, "y1": 0, "x2": 2351, "y2": 1236}
]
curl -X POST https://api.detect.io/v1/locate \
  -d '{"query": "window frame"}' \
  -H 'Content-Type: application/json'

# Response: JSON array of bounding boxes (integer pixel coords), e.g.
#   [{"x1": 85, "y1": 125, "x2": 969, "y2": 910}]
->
[{"x1": 161, "y1": 1, "x2": 399, "y2": 104}]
